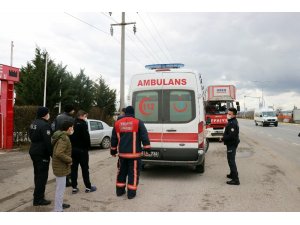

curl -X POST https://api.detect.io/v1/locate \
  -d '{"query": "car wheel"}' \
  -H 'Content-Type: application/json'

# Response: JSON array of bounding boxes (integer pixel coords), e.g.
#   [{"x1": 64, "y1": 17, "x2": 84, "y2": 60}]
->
[
  {"x1": 101, "y1": 137, "x2": 111, "y2": 149},
  {"x1": 255, "y1": 121, "x2": 258, "y2": 126}
]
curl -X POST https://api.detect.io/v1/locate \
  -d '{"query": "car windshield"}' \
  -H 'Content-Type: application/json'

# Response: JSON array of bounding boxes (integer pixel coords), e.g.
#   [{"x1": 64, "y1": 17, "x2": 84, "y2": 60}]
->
[{"x1": 262, "y1": 112, "x2": 276, "y2": 117}]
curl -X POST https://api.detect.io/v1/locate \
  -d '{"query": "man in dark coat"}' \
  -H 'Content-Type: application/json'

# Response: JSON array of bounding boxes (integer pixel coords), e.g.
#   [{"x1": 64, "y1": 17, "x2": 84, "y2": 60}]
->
[
  {"x1": 29, "y1": 106, "x2": 53, "y2": 206},
  {"x1": 222, "y1": 107, "x2": 240, "y2": 185},
  {"x1": 69, "y1": 110, "x2": 97, "y2": 194}
]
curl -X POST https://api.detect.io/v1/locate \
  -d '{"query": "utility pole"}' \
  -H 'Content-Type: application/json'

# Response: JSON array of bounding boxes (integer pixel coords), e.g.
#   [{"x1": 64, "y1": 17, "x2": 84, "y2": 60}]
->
[
  {"x1": 43, "y1": 53, "x2": 48, "y2": 107},
  {"x1": 10, "y1": 41, "x2": 14, "y2": 66},
  {"x1": 110, "y1": 12, "x2": 136, "y2": 111}
]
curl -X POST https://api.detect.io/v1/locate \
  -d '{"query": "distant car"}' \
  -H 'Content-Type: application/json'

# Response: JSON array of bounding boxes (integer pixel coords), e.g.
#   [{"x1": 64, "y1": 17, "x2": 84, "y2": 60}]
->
[{"x1": 87, "y1": 119, "x2": 113, "y2": 149}]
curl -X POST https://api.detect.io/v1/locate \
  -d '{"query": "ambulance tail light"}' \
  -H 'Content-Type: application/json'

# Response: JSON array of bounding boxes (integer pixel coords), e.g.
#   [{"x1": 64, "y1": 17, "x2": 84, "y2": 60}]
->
[{"x1": 198, "y1": 121, "x2": 204, "y2": 149}]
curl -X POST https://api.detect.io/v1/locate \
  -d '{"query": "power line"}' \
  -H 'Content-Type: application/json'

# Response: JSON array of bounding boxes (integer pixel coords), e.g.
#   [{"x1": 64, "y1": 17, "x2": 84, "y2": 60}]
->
[
  {"x1": 64, "y1": 12, "x2": 110, "y2": 35},
  {"x1": 65, "y1": 12, "x2": 144, "y2": 67},
  {"x1": 107, "y1": 12, "x2": 161, "y2": 64},
  {"x1": 127, "y1": 13, "x2": 164, "y2": 63},
  {"x1": 146, "y1": 13, "x2": 175, "y2": 62},
  {"x1": 137, "y1": 13, "x2": 171, "y2": 63}
]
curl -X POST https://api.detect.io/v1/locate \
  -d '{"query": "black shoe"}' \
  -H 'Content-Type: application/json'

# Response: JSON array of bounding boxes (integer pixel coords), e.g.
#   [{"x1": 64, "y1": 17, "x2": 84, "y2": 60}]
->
[
  {"x1": 116, "y1": 190, "x2": 126, "y2": 197},
  {"x1": 226, "y1": 174, "x2": 233, "y2": 179},
  {"x1": 128, "y1": 195, "x2": 136, "y2": 199},
  {"x1": 33, "y1": 199, "x2": 51, "y2": 206},
  {"x1": 62, "y1": 203, "x2": 70, "y2": 209},
  {"x1": 226, "y1": 179, "x2": 240, "y2": 185}
]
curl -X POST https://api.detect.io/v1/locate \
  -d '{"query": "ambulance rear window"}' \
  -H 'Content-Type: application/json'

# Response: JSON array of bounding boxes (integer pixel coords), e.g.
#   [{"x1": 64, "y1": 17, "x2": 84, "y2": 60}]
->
[
  {"x1": 133, "y1": 90, "x2": 195, "y2": 123},
  {"x1": 168, "y1": 90, "x2": 194, "y2": 122},
  {"x1": 134, "y1": 91, "x2": 159, "y2": 122}
]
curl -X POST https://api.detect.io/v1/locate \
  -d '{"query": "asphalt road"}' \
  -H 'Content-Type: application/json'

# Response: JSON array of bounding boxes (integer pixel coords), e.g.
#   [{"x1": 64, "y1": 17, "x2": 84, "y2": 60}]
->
[{"x1": 1, "y1": 119, "x2": 300, "y2": 212}]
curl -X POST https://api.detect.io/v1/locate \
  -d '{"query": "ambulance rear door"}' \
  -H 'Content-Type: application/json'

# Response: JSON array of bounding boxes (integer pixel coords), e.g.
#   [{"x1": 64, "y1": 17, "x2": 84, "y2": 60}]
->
[{"x1": 160, "y1": 72, "x2": 199, "y2": 161}]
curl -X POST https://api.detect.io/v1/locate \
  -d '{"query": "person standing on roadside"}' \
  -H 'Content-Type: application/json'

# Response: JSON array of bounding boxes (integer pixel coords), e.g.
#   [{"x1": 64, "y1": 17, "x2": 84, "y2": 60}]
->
[
  {"x1": 52, "y1": 121, "x2": 74, "y2": 212},
  {"x1": 221, "y1": 107, "x2": 240, "y2": 185},
  {"x1": 69, "y1": 110, "x2": 97, "y2": 194},
  {"x1": 29, "y1": 106, "x2": 53, "y2": 206},
  {"x1": 52, "y1": 104, "x2": 75, "y2": 187},
  {"x1": 111, "y1": 106, "x2": 151, "y2": 199}
]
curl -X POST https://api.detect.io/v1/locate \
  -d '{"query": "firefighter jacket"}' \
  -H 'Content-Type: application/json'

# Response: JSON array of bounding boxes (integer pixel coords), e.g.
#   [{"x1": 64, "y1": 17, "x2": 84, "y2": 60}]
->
[
  {"x1": 223, "y1": 117, "x2": 240, "y2": 146},
  {"x1": 29, "y1": 118, "x2": 53, "y2": 159},
  {"x1": 111, "y1": 115, "x2": 151, "y2": 159}
]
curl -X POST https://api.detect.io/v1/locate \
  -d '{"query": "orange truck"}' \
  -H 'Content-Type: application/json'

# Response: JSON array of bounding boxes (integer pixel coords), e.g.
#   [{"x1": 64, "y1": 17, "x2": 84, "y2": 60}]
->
[{"x1": 204, "y1": 85, "x2": 240, "y2": 139}]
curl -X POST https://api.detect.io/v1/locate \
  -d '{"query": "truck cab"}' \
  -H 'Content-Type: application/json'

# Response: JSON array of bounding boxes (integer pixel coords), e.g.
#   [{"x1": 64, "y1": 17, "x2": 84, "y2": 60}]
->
[{"x1": 204, "y1": 85, "x2": 239, "y2": 139}]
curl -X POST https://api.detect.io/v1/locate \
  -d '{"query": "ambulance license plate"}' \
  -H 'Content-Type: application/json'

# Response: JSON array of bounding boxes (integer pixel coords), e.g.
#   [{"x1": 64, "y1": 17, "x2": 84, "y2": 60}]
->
[{"x1": 142, "y1": 151, "x2": 160, "y2": 158}]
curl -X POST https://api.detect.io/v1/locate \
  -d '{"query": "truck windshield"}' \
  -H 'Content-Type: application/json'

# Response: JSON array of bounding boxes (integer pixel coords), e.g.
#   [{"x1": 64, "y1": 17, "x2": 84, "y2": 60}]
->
[
  {"x1": 205, "y1": 101, "x2": 230, "y2": 115},
  {"x1": 262, "y1": 112, "x2": 276, "y2": 117}
]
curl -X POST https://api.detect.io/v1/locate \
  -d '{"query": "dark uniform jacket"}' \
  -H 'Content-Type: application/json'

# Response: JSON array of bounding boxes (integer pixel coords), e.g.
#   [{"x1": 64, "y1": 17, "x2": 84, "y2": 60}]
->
[
  {"x1": 29, "y1": 118, "x2": 53, "y2": 159},
  {"x1": 223, "y1": 117, "x2": 240, "y2": 146},
  {"x1": 111, "y1": 115, "x2": 151, "y2": 158},
  {"x1": 69, "y1": 118, "x2": 91, "y2": 151}
]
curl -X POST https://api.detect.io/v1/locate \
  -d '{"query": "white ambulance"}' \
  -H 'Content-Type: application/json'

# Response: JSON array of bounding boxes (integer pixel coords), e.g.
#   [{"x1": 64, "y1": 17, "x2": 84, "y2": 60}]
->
[{"x1": 128, "y1": 64, "x2": 207, "y2": 173}]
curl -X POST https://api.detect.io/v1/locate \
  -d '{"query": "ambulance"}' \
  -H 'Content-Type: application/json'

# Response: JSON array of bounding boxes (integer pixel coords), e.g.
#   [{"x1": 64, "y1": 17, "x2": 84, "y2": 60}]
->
[{"x1": 128, "y1": 64, "x2": 207, "y2": 173}]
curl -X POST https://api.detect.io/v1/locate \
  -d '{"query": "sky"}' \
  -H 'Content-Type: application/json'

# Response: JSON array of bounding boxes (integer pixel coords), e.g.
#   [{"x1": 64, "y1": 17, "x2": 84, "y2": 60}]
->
[{"x1": 1, "y1": 1, "x2": 300, "y2": 112}]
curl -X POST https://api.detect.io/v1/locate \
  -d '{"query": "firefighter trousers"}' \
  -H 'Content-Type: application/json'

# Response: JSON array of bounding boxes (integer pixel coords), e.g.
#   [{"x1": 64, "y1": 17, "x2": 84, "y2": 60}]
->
[{"x1": 116, "y1": 158, "x2": 141, "y2": 198}]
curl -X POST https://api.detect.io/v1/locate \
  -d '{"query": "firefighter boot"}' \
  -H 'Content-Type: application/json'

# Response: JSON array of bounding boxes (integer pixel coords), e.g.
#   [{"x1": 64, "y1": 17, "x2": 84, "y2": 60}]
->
[
  {"x1": 116, "y1": 187, "x2": 126, "y2": 196},
  {"x1": 127, "y1": 189, "x2": 136, "y2": 199}
]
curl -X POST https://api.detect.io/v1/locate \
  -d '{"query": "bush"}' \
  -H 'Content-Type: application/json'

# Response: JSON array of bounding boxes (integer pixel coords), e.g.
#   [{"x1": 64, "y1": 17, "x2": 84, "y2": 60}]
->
[{"x1": 14, "y1": 105, "x2": 38, "y2": 145}]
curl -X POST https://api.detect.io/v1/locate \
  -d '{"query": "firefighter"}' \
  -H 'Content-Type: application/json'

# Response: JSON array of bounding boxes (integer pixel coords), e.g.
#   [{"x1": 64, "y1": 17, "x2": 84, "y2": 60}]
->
[
  {"x1": 110, "y1": 106, "x2": 151, "y2": 199},
  {"x1": 221, "y1": 107, "x2": 240, "y2": 185},
  {"x1": 29, "y1": 106, "x2": 53, "y2": 206}
]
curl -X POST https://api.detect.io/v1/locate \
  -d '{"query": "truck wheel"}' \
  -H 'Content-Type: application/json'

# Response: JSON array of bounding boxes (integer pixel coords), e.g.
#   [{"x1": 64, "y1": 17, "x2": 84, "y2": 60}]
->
[
  {"x1": 205, "y1": 139, "x2": 209, "y2": 153},
  {"x1": 195, "y1": 159, "x2": 205, "y2": 173},
  {"x1": 141, "y1": 164, "x2": 146, "y2": 171}
]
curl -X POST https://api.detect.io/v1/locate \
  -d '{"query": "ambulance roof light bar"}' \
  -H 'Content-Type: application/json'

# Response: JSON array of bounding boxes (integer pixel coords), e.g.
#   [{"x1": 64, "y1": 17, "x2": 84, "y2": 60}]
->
[{"x1": 145, "y1": 63, "x2": 184, "y2": 70}]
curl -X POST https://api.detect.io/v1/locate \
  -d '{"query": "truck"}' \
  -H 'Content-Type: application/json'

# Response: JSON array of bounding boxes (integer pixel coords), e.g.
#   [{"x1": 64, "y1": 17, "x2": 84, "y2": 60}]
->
[
  {"x1": 293, "y1": 109, "x2": 300, "y2": 124},
  {"x1": 128, "y1": 63, "x2": 207, "y2": 173},
  {"x1": 204, "y1": 85, "x2": 240, "y2": 139}
]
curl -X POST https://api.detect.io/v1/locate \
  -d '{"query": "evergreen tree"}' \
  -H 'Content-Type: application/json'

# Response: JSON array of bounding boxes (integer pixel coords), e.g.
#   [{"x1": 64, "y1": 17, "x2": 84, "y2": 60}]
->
[{"x1": 94, "y1": 76, "x2": 116, "y2": 118}]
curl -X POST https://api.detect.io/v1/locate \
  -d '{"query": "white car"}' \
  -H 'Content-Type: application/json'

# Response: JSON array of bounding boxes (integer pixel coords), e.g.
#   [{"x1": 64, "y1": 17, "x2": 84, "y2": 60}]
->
[{"x1": 87, "y1": 119, "x2": 113, "y2": 149}]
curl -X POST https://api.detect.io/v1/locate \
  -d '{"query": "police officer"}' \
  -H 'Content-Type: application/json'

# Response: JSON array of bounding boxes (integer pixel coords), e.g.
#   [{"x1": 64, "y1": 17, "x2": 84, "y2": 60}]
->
[
  {"x1": 29, "y1": 106, "x2": 53, "y2": 206},
  {"x1": 222, "y1": 107, "x2": 240, "y2": 185},
  {"x1": 111, "y1": 106, "x2": 151, "y2": 199}
]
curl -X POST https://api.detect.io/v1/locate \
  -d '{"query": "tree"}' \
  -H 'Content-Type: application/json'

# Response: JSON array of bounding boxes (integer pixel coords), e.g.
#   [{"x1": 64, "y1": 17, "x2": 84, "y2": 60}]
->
[
  {"x1": 15, "y1": 47, "x2": 70, "y2": 111},
  {"x1": 94, "y1": 76, "x2": 116, "y2": 119},
  {"x1": 69, "y1": 69, "x2": 95, "y2": 111}
]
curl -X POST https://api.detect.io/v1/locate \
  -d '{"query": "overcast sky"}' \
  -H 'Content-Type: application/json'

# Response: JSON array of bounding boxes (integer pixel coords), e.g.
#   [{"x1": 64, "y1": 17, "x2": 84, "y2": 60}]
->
[{"x1": 1, "y1": 9, "x2": 300, "y2": 110}]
